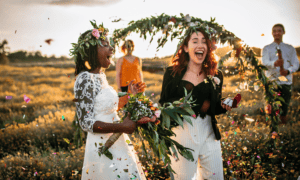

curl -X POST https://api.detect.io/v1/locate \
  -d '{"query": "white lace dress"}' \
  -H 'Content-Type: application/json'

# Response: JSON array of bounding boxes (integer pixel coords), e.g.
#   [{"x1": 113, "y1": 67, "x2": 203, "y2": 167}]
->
[{"x1": 74, "y1": 71, "x2": 146, "y2": 180}]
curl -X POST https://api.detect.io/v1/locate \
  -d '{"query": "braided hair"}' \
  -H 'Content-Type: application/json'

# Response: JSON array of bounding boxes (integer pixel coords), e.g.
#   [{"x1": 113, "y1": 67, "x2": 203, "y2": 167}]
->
[{"x1": 74, "y1": 30, "x2": 101, "y2": 76}]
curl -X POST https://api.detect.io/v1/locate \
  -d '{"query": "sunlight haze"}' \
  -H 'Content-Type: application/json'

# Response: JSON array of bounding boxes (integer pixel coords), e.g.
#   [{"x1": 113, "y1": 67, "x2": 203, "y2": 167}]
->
[{"x1": 0, "y1": 0, "x2": 299, "y2": 58}]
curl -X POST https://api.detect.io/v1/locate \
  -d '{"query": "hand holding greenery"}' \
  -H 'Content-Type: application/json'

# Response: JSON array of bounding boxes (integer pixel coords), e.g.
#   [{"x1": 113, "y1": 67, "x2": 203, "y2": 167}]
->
[{"x1": 98, "y1": 88, "x2": 197, "y2": 174}]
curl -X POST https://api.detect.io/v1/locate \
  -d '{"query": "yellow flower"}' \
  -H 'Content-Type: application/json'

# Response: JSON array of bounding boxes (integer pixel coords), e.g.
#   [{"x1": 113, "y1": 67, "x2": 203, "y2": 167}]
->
[{"x1": 98, "y1": 27, "x2": 104, "y2": 33}]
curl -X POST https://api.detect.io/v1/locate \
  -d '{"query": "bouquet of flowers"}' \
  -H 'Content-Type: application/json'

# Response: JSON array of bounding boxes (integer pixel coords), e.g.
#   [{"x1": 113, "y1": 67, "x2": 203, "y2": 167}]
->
[{"x1": 98, "y1": 88, "x2": 197, "y2": 175}]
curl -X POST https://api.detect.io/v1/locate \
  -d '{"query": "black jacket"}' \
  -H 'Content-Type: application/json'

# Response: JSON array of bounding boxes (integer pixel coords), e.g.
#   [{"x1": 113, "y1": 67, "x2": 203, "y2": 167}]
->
[{"x1": 159, "y1": 66, "x2": 227, "y2": 140}]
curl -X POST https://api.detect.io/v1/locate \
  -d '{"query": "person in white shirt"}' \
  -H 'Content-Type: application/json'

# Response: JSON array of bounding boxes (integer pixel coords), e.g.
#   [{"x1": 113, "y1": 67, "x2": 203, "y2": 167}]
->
[{"x1": 262, "y1": 24, "x2": 299, "y2": 124}]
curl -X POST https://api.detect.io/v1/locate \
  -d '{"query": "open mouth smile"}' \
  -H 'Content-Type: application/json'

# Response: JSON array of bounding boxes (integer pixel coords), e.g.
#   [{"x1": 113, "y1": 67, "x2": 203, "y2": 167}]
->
[{"x1": 195, "y1": 50, "x2": 204, "y2": 59}]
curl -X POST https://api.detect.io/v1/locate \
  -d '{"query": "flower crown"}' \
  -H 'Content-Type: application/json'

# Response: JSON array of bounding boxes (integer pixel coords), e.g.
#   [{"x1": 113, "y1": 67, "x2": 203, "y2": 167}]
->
[
  {"x1": 187, "y1": 21, "x2": 217, "y2": 40},
  {"x1": 69, "y1": 20, "x2": 110, "y2": 62}
]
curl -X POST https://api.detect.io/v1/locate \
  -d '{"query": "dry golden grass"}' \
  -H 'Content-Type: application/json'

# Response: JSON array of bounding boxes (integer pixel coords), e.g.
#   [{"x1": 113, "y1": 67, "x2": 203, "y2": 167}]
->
[{"x1": 1, "y1": 64, "x2": 300, "y2": 179}]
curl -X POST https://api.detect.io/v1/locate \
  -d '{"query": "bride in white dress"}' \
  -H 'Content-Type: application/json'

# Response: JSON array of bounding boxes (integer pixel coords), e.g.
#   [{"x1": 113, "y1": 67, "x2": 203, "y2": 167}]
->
[{"x1": 72, "y1": 25, "x2": 150, "y2": 180}]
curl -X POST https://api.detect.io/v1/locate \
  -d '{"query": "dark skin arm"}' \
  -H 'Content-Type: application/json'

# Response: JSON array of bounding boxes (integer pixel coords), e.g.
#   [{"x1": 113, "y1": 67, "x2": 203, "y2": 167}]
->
[{"x1": 93, "y1": 114, "x2": 136, "y2": 134}]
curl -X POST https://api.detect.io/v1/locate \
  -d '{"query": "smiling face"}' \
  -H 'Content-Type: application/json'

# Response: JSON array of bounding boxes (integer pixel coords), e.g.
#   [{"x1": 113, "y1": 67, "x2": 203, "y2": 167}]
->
[
  {"x1": 272, "y1": 26, "x2": 285, "y2": 42},
  {"x1": 183, "y1": 31, "x2": 208, "y2": 65},
  {"x1": 97, "y1": 38, "x2": 114, "y2": 69},
  {"x1": 125, "y1": 40, "x2": 134, "y2": 54}
]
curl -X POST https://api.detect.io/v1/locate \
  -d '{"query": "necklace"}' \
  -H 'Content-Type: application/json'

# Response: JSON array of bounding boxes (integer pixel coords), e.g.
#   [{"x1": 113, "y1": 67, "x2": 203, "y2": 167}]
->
[{"x1": 188, "y1": 69, "x2": 203, "y2": 76}]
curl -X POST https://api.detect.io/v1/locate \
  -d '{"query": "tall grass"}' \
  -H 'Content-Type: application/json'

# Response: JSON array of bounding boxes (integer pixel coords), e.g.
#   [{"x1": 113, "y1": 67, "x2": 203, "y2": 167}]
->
[{"x1": 1, "y1": 64, "x2": 300, "y2": 179}]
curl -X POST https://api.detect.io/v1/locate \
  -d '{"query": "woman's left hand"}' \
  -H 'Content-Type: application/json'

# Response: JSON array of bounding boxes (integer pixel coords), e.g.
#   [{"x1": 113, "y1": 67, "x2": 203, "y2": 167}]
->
[
  {"x1": 128, "y1": 80, "x2": 146, "y2": 95},
  {"x1": 221, "y1": 100, "x2": 232, "y2": 111}
]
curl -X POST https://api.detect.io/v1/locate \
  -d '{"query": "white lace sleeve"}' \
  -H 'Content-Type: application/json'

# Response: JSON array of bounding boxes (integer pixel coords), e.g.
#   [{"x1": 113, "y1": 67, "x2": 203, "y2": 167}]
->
[{"x1": 74, "y1": 72, "x2": 100, "y2": 133}]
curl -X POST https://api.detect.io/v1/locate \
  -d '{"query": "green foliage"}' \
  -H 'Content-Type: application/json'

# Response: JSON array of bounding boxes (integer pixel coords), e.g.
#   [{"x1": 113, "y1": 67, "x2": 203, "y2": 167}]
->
[{"x1": 112, "y1": 13, "x2": 237, "y2": 56}]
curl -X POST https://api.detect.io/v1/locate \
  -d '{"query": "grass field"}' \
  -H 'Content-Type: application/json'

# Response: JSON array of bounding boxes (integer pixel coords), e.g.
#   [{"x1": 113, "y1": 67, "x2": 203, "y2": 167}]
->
[{"x1": 0, "y1": 62, "x2": 300, "y2": 179}]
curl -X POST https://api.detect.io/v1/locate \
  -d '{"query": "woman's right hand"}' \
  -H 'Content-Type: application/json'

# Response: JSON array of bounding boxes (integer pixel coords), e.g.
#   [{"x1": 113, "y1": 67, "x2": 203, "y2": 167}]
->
[
  {"x1": 122, "y1": 113, "x2": 137, "y2": 134},
  {"x1": 128, "y1": 80, "x2": 146, "y2": 95}
]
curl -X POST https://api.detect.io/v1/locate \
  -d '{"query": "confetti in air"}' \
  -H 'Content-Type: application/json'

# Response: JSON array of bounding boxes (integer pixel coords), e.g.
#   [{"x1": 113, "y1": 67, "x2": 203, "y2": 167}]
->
[
  {"x1": 5, "y1": 96, "x2": 12, "y2": 100},
  {"x1": 23, "y1": 95, "x2": 30, "y2": 103},
  {"x1": 45, "y1": 39, "x2": 53, "y2": 45},
  {"x1": 245, "y1": 117, "x2": 255, "y2": 122},
  {"x1": 63, "y1": 138, "x2": 70, "y2": 144}
]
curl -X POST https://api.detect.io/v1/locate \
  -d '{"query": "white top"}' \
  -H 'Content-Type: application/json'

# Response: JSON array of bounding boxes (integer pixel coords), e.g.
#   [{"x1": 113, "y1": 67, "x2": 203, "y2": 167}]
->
[
  {"x1": 262, "y1": 42, "x2": 299, "y2": 85},
  {"x1": 74, "y1": 71, "x2": 119, "y2": 133}
]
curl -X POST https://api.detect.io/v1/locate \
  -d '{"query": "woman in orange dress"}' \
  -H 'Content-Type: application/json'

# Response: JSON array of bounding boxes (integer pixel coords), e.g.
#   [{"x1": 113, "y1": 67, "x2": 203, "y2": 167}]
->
[{"x1": 116, "y1": 40, "x2": 143, "y2": 92}]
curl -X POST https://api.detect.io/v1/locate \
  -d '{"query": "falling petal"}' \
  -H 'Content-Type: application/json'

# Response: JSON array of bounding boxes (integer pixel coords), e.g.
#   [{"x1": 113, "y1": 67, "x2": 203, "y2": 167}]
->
[
  {"x1": 63, "y1": 138, "x2": 70, "y2": 144},
  {"x1": 45, "y1": 39, "x2": 53, "y2": 45},
  {"x1": 24, "y1": 95, "x2": 30, "y2": 103},
  {"x1": 5, "y1": 96, "x2": 12, "y2": 100},
  {"x1": 245, "y1": 117, "x2": 255, "y2": 122}
]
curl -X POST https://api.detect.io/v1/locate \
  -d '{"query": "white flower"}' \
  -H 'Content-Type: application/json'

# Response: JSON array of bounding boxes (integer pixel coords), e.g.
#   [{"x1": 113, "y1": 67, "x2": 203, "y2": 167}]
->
[
  {"x1": 155, "y1": 110, "x2": 161, "y2": 118},
  {"x1": 153, "y1": 103, "x2": 158, "y2": 107},
  {"x1": 178, "y1": 22, "x2": 183, "y2": 28},
  {"x1": 188, "y1": 22, "x2": 196, "y2": 27},
  {"x1": 149, "y1": 26, "x2": 154, "y2": 32},
  {"x1": 239, "y1": 83, "x2": 244, "y2": 90},
  {"x1": 184, "y1": 14, "x2": 191, "y2": 22},
  {"x1": 205, "y1": 25, "x2": 209, "y2": 31},
  {"x1": 213, "y1": 77, "x2": 220, "y2": 85},
  {"x1": 254, "y1": 84, "x2": 259, "y2": 91},
  {"x1": 163, "y1": 25, "x2": 169, "y2": 34},
  {"x1": 195, "y1": 21, "x2": 200, "y2": 25}
]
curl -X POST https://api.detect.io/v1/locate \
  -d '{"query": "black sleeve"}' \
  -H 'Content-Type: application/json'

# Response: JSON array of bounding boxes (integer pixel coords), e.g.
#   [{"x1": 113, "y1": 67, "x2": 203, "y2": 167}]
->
[
  {"x1": 215, "y1": 69, "x2": 227, "y2": 115},
  {"x1": 159, "y1": 67, "x2": 180, "y2": 106}
]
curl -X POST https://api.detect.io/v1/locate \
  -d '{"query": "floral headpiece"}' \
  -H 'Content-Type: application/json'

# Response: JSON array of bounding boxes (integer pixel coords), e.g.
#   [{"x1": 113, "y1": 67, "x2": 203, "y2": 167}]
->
[
  {"x1": 187, "y1": 21, "x2": 217, "y2": 40},
  {"x1": 69, "y1": 20, "x2": 110, "y2": 62}
]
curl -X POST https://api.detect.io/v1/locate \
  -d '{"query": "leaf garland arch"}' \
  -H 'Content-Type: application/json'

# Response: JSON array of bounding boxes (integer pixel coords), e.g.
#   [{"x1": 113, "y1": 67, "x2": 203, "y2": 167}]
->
[{"x1": 112, "y1": 13, "x2": 282, "y2": 152}]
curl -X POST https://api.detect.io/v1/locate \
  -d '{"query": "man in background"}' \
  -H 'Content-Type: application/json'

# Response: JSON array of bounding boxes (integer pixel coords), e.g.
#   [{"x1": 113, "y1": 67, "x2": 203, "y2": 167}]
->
[{"x1": 262, "y1": 24, "x2": 299, "y2": 124}]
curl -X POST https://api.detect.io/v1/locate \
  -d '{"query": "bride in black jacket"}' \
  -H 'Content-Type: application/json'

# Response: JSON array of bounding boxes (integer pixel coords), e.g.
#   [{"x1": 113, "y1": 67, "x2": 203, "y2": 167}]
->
[{"x1": 159, "y1": 27, "x2": 232, "y2": 180}]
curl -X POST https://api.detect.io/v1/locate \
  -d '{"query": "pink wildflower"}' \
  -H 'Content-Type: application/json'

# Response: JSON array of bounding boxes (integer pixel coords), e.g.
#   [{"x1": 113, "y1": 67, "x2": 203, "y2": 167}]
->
[{"x1": 92, "y1": 29, "x2": 100, "y2": 39}]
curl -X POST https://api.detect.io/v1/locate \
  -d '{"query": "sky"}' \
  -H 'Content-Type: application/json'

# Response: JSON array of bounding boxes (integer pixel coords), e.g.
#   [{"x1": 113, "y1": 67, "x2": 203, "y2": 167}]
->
[{"x1": 0, "y1": 0, "x2": 300, "y2": 58}]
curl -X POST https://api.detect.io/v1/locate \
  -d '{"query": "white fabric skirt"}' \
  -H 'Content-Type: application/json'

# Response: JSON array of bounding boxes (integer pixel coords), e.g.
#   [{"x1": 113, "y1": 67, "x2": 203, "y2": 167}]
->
[
  {"x1": 81, "y1": 112, "x2": 145, "y2": 180},
  {"x1": 170, "y1": 115, "x2": 224, "y2": 180}
]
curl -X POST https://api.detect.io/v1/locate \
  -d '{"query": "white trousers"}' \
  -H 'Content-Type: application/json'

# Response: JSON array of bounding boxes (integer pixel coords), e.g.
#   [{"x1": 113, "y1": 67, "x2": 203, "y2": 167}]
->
[{"x1": 170, "y1": 115, "x2": 224, "y2": 180}]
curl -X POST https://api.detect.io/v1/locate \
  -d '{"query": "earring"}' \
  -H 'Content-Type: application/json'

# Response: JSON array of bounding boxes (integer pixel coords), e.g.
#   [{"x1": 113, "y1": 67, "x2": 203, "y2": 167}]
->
[
  {"x1": 203, "y1": 62, "x2": 208, "y2": 68},
  {"x1": 85, "y1": 61, "x2": 91, "y2": 70}
]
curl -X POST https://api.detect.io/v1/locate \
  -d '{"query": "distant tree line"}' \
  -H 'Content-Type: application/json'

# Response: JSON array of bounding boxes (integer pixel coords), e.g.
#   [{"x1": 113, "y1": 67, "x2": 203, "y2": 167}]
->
[
  {"x1": 0, "y1": 39, "x2": 71, "y2": 64},
  {"x1": 7, "y1": 50, "x2": 70, "y2": 62}
]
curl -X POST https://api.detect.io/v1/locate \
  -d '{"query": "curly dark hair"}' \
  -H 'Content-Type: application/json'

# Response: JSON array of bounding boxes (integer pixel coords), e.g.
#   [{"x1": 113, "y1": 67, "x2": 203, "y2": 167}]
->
[
  {"x1": 120, "y1": 39, "x2": 135, "y2": 54},
  {"x1": 171, "y1": 28, "x2": 218, "y2": 77},
  {"x1": 74, "y1": 30, "x2": 101, "y2": 76}
]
